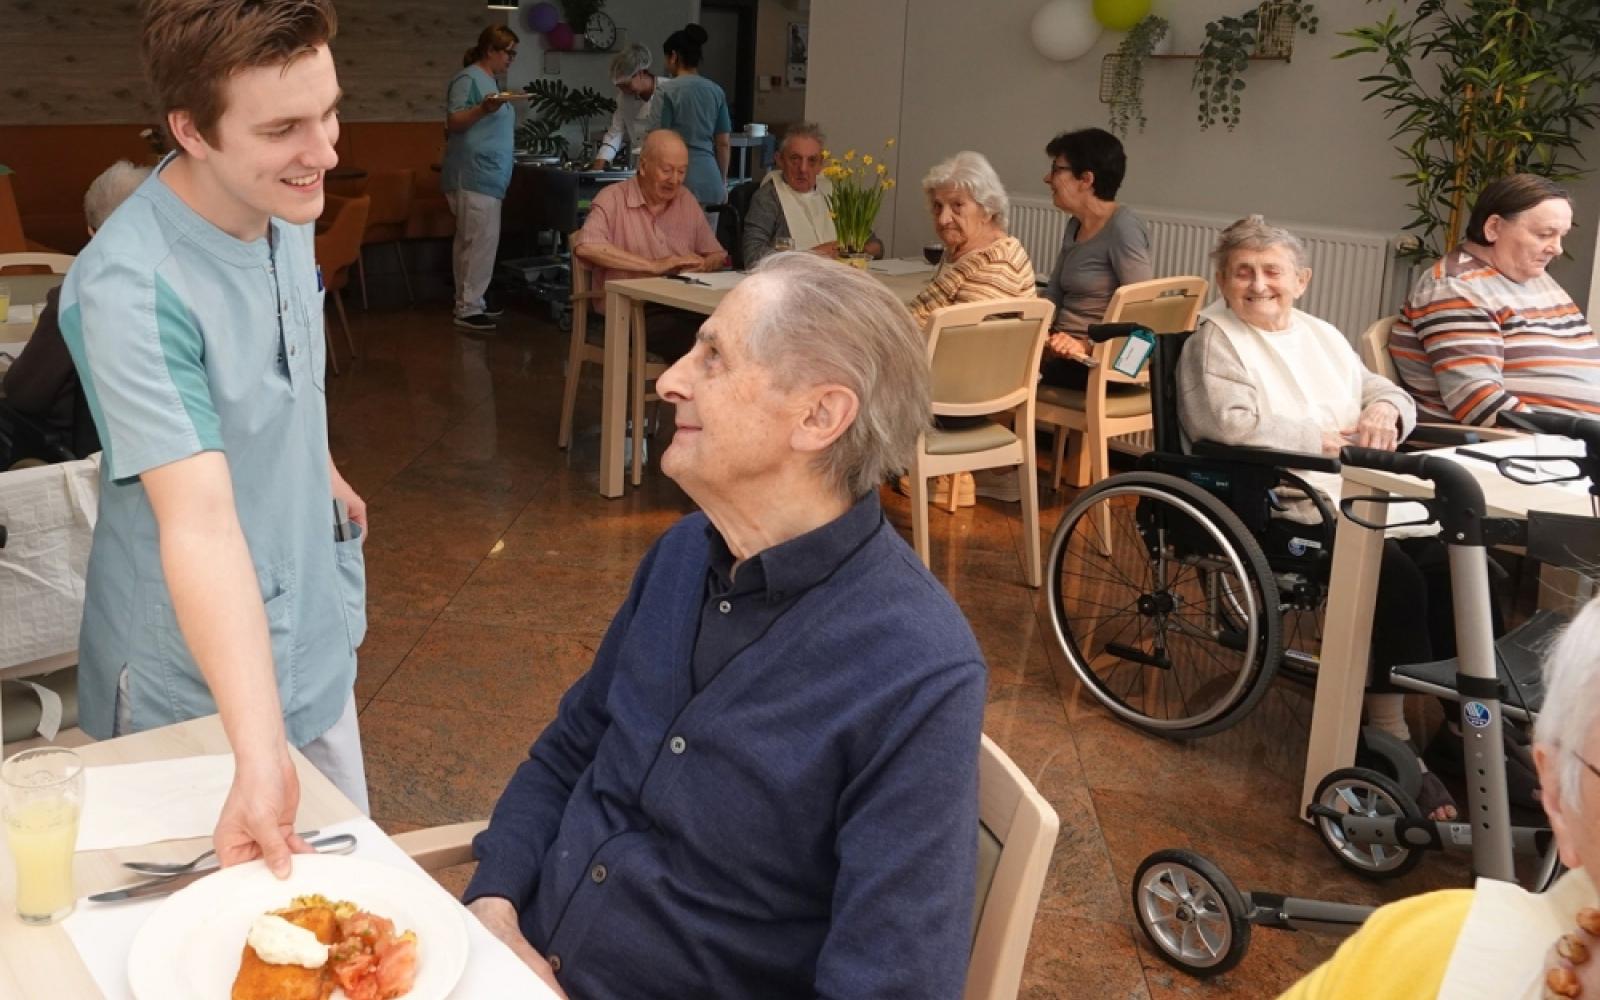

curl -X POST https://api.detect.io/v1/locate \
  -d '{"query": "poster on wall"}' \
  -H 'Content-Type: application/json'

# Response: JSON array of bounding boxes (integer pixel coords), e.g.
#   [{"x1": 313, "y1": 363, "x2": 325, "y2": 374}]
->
[{"x1": 786, "y1": 22, "x2": 808, "y2": 89}]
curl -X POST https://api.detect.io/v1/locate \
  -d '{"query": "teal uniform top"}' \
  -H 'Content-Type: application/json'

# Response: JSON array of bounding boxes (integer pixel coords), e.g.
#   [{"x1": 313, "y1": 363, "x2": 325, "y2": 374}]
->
[
  {"x1": 658, "y1": 74, "x2": 732, "y2": 206},
  {"x1": 58, "y1": 155, "x2": 364, "y2": 745},
  {"x1": 442, "y1": 64, "x2": 515, "y2": 200}
]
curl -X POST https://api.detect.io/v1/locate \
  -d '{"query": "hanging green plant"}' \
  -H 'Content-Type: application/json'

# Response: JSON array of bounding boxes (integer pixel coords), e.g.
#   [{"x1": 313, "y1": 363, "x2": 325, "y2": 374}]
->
[
  {"x1": 1103, "y1": 15, "x2": 1170, "y2": 138},
  {"x1": 1337, "y1": 0, "x2": 1600, "y2": 262},
  {"x1": 1193, "y1": 1, "x2": 1317, "y2": 131}
]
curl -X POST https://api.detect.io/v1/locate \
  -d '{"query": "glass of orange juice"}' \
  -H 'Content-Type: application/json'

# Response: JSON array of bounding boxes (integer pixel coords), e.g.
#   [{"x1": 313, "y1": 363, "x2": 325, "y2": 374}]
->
[{"x1": 2, "y1": 747, "x2": 84, "y2": 925}]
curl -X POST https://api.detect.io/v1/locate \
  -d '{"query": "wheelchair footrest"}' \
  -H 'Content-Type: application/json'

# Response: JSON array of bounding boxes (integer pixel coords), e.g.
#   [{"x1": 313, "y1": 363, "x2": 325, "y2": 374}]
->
[{"x1": 1389, "y1": 609, "x2": 1565, "y2": 715}]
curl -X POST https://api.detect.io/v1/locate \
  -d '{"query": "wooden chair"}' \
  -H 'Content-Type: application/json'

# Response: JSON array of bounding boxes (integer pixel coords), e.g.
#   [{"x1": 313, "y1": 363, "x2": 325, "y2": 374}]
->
[
  {"x1": 911, "y1": 298, "x2": 1052, "y2": 587},
  {"x1": 557, "y1": 250, "x2": 667, "y2": 485},
  {"x1": 355, "y1": 168, "x2": 415, "y2": 308},
  {"x1": 0, "y1": 252, "x2": 74, "y2": 275},
  {"x1": 1358, "y1": 314, "x2": 1519, "y2": 442},
  {"x1": 1036, "y1": 276, "x2": 1208, "y2": 491},
  {"x1": 390, "y1": 733, "x2": 1059, "y2": 1000},
  {"x1": 314, "y1": 193, "x2": 370, "y2": 374}
]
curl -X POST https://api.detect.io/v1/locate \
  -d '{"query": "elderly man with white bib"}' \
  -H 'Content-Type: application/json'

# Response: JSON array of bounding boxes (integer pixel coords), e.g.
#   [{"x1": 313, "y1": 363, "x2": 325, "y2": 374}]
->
[{"x1": 742, "y1": 123, "x2": 883, "y2": 267}]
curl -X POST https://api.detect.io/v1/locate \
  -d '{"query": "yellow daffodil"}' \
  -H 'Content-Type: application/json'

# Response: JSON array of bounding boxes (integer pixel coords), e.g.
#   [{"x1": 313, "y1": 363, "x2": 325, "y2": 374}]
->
[
  {"x1": 876, "y1": 163, "x2": 887, "y2": 175},
  {"x1": 884, "y1": 138, "x2": 896, "y2": 147},
  {"x1": 883, "y1": 178, "x2": 896, "y2": 189},
  {"x1": 862, "y1": 154, "x2": 873, "y2": 166},
  {"x1": 821, "y1": 149, "x2": 830, "y2": 159},
  {"x1": 844, "y1": 149, "x2": 855, "y2": 161}
]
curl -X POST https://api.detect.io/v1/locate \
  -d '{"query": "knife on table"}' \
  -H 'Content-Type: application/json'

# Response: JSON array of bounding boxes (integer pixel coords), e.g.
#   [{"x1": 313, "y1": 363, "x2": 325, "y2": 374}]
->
[{"x1": 87, "y1": 833, "x2": 359, "y2": 903}]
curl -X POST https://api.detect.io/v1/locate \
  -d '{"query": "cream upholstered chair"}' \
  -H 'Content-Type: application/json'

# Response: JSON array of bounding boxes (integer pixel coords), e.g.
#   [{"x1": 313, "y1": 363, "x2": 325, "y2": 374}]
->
[
  {"x1": 911, "y1": 298, "x2": 1052, "y2": 587},
  {"x1": 391, "y1": 732, "x2": 1059, "y2": 1000},
  {"x1": 556, "y1": 248, "x2": 667, "y2": 483},
  {"x1": 1037, "y1": 276, "x2": 1207, "y2": 491},
  {"x1": 0, "y1": 252, "x2": 73, "y2": 274}
]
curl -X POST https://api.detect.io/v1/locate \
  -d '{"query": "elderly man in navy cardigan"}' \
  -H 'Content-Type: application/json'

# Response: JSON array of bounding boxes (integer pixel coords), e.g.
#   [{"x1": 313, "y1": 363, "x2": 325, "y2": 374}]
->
[{"x1": 464, "y1": 252, "x2": 988, "y2": 999}]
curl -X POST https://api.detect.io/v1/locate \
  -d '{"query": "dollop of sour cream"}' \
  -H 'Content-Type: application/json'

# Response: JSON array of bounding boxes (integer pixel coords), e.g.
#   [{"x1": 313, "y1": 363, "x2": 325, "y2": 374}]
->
[{"x1": 247, "y1": 913, "x2": 330, "y2": 969}]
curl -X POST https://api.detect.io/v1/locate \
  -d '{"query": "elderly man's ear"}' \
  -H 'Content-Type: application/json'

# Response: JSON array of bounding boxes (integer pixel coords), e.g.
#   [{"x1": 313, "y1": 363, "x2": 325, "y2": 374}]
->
[
  {"x1": 791, "y1": 385, "x2": 860, "y2": 454},
  {"x1": 1534, "y1": 744, "x2": 1580, "y2": 870}
]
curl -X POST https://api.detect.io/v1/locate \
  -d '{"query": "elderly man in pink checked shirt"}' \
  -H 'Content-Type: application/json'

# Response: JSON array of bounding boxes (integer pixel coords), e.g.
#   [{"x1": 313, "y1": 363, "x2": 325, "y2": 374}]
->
[{"x1": 572, "y1": 129, "x2": 727, "y2": 360}]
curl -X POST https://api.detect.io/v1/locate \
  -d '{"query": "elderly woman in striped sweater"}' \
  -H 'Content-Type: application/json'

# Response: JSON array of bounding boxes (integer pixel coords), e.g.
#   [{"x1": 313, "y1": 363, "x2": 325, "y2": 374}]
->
[
  {"x1": 907, "y1": 151, "x2": 1035, "y2": 329},
  {"x1": 1391, "y1": 173, "x2": 1600, "y2": 425}
]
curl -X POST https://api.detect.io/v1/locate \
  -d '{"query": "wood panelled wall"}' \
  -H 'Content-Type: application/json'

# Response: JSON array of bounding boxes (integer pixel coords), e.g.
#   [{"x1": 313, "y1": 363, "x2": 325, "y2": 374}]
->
[{"x1": 0, "y1": 0, "x2": 489, "y2": 126}]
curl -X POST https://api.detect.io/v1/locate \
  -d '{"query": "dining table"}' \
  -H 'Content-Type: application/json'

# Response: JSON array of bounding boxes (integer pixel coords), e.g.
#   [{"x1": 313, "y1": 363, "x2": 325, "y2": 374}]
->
[
  {"x1": 593, "y1": 258, "x2": 937, "y2": 497},
  {"x1": 0, "y1": 715, "x2": 554, "y2": 999}
]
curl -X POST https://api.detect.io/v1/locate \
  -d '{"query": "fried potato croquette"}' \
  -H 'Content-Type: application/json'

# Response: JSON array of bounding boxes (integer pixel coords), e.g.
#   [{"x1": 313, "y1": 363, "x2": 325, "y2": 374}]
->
[{"x1": 231, "y1": 905, "x2": 338, "y2": 1000}]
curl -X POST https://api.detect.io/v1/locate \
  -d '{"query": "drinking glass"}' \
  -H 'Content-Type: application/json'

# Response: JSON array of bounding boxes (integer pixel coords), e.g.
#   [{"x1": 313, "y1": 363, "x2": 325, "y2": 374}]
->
[
  {"x1": 772, "y1": 237, "x2": 794, "y2": 254},
  {"x1": 2, "y1": 747, "x2": 84, "y2": 925},
  {"x1": 923, "y1": 242, "x2": 945, "y2": 266}
]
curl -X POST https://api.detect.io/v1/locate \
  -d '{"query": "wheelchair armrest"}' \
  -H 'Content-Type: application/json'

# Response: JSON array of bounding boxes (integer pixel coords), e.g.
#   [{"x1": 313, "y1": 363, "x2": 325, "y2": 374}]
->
[
  {"x1": 1404, "y1": 423, "x2": 1481, "y2": 447},
  {"x1": 1190, "y1": 439, "x2": 1341, "y2": 473}
]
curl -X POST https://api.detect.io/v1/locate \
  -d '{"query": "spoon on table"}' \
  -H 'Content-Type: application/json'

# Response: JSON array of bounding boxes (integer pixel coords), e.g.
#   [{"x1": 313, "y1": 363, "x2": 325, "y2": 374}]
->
[{"x1": 122, "y1": 829, "x2": 321, "y2": 875}]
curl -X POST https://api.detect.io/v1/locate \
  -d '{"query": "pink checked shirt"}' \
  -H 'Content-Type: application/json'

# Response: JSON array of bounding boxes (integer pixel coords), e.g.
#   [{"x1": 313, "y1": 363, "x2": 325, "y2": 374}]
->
[{"x1": 572, "y1": 178, "x2": 726, "y2": 312}]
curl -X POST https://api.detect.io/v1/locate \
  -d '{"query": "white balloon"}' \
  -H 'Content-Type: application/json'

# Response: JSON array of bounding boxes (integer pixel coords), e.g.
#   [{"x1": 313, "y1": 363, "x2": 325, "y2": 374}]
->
[{"x1": 1030, "y1": 0, "x2": 1103, "y2": 62}]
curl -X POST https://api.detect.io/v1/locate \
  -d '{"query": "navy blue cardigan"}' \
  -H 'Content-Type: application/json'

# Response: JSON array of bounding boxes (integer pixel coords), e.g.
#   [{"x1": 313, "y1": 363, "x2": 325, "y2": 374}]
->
[{"x1": 465, "y1": 497, "x2": 987, "y2": 999}]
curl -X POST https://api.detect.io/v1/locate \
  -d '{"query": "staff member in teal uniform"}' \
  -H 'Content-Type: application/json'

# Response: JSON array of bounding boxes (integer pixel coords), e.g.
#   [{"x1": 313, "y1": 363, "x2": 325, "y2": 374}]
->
[
  {"x1": 442, "y1": 24, "x2": 519, "y2": 333},
  {"x1": 658, "y1": 23, "x2": 731, "y2": 208},
  {"x1": 59, "y1": 0, "x2": 370, "y2": 874}
]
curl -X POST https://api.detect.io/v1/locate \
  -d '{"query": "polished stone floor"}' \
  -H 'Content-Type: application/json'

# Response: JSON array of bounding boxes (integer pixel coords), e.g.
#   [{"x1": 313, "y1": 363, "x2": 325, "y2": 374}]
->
[{"x1": 330, "y1": 298, "x2": 1470, "y2": 999}]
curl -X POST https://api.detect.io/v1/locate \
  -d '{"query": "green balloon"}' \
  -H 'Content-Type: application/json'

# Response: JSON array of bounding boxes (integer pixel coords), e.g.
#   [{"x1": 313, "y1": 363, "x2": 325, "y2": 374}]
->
[{"x1": 1092, "y1": 0, "x2": 1151, "y2": 31}]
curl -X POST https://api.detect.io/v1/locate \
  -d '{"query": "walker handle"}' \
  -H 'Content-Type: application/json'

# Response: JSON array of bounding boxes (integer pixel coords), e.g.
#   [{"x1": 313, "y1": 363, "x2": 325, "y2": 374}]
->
[{"x1": 1338, "y1": 447, "x2": 1488, "y2": 544}]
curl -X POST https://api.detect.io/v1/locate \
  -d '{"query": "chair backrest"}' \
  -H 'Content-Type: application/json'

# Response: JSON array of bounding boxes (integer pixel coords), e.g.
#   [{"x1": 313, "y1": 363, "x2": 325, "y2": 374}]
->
[
  {"x1": 966, "y1": 733, "x2": 1060, "y2": 1000},
  {"x1": 926, "y1": 298, "x2": 1053, "y2": 418},
  {"x1": 362, "y1": 168, "x2": 415, "y2": 234},
  {"x1": 1358, "y1": 314, "x2": 1401, "y2": 383},
  {"x1": 315, "y1": 194, "x2": 371, "y2": 276},
  {"x1": 521, "y1": 165, "x2": 581, "y2": 235},
  {"x1": 1091, "y1": 276, "x2": 1208, "y2": 388},
  {"x1": 0, "y1": 252, "x2": 74, "y2": 275}
]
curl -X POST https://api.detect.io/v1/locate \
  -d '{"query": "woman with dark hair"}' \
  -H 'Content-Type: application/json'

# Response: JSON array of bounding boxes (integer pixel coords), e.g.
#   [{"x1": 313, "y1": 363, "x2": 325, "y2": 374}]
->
[
  {"x1": 658, "y1": 23, "x2": 732, "y2": 207},
  {"x1": 1391, "y1": 173, "x2": 1600, "y2": 425},
  {"x1": 442, "y1": 24, "x2": 520, "y2": 332},
  {"x1": 1039, "y1": 127, "x2": 1152, "y2": 389}
]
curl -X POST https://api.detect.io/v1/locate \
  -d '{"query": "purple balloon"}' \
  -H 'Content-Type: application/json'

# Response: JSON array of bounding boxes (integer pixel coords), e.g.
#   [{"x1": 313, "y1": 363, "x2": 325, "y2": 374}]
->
[
  {"x1": 546, "y1": 21, "x2": 576, "y2": 50},
  {"x1": 526, "y1": 2, "x2": 559, "y2": 34}
]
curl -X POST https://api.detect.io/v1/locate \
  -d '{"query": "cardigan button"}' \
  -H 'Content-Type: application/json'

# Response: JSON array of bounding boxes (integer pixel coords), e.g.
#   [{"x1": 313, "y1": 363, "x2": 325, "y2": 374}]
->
[
  {"x1": 669, "y1": 735, "x2": 687, "y2": 755},
  {"x1": 590, "y1": 863, "x2": 608, "y2": 883},
  {"x1": 549, "y1": 954, "x2": 561, "y2": 973},
  {"x1": 718, "y1": 600, "x2": 731, "y2": 614}
]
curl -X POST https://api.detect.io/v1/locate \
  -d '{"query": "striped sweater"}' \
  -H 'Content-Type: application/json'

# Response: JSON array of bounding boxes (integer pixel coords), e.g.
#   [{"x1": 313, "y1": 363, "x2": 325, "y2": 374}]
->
[
  {"x1": 1390, "y1": 248, "x2": 1600, "y2": 425},
  {"x1": 908, "y1": 234, "x2": 1036, "y2": 328}
]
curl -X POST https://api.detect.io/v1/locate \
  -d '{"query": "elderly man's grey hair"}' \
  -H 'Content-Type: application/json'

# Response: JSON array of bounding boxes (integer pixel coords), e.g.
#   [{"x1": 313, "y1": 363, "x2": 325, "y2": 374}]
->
[
  {"x1": 922, "y1": 151, "x2": 1010, "y2": 232},
  {"x1": 84, "y1": 161, "x2": 150, "y2": 232},
  {"x1": 779, "y1": 122, "x2": 826, "y2": 155},
  {"x1": 740, "y1": 253, "x2": 931, "y2": 498},
  {"x1": 1536, "y1": 594, "x2": 1600, "y2": 806},
  {"x1": 609, "y1": 42, "x2": 651, "y2": 85},
  {"x1": 1210, "y1": 214, "x2": 1309, "y2": 274}
]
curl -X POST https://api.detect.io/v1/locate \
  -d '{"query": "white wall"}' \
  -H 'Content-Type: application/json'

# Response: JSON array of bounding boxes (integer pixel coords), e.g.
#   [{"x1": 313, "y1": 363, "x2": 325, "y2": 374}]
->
[
  {"x1": 753, "y1": 0, "x2": 809, "y2": 127},
  {"x1": 806, "y1": 0, "x2": 1600, "y2": 307}
]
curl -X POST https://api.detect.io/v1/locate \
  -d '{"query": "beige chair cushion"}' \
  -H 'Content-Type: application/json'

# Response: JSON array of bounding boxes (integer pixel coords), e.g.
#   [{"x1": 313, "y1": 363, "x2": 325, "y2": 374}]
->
[
  {"x1": 1036, "y1": 383, "x2": 1151, "y2": 418},
  {"x1": 926, "y1": 421, "x2": 1018, "y2": 456}
]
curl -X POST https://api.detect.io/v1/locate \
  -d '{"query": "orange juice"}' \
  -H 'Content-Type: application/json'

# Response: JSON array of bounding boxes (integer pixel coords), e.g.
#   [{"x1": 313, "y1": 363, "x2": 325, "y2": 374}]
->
[{"x1": 4, "y1": 799, "x2": 79, "y2": 924}]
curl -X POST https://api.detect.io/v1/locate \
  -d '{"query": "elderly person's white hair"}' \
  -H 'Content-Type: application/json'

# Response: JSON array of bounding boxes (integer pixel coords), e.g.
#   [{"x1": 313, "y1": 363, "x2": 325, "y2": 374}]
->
[
  {"x1": 609, "y1": 42, "x2": 651, "y2": 85},
  {"x1": 779, "y1": 122, "x2": 826, "y2": 155},
  {"x1": 1537, "y1": 594, "x2": 1600, "y2": 805},
  {"x1": 84, "y1": 161, "x2": 150, "y2": 232},
  {"x1": 740, "y1": 253, "x2": 930, "y2": 497},
  {"x1": 1210, "y1": 214, "x2": 1310, "y2": 273},
  {"x1": 922, "y1": 151, "x2": 1010, "y2": 232}
]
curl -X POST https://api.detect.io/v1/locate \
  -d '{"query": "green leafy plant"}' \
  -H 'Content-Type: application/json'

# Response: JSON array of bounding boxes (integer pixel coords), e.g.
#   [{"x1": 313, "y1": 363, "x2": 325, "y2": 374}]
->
[
  {"x1": 515, "y1": 79, "x2": 617, "y2": 159},
  {"x1": 821, "y1": 141, "x2": 897, "y2": 255},
  {"x1": 1194, "y1": 1, "x2": 1318, "y2": 130},
  {"x1": 1337, "y1": 0, "x2": 1600, "y2": 262},
  {"x1": 1105, "y1": 15, "x2": 1170, "y2": 138}
]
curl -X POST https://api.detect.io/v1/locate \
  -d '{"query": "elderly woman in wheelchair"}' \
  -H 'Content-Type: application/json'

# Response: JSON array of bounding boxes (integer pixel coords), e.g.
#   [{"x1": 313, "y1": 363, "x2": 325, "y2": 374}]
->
[{"x1": 1043, "y1": 216, "x2": 1460, "y2": 821}]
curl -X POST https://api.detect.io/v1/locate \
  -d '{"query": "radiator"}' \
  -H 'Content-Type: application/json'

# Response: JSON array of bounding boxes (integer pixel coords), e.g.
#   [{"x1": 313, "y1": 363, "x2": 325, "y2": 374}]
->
[{"x1": 1009, "y1": 196, "x2": 1395, "y2": 344}]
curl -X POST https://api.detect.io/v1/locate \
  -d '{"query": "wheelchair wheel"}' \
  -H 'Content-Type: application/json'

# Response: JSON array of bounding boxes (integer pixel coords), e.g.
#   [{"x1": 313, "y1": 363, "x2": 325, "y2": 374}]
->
[
  {"x1": 1133, "y1": 849, "x2": 1251, "y2": 978},
  {"x1": 1047, "y1": 472, "x2": 1282, "y2": 739},
  {"x1": 1313, "y1": 767, "x2": 1425, "y2": 879}
]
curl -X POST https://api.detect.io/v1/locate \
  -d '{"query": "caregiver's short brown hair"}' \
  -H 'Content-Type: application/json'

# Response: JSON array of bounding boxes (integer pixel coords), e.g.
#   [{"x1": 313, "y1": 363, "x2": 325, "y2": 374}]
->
[{"x1": 141, "y1": 0, "x2": 338, "y2": 145}]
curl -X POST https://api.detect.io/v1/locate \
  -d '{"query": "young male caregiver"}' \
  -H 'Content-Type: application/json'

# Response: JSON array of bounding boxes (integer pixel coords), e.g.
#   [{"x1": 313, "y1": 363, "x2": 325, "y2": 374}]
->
[{"x1": 59, "y1": 0, "x2": 368, "y2": 876}]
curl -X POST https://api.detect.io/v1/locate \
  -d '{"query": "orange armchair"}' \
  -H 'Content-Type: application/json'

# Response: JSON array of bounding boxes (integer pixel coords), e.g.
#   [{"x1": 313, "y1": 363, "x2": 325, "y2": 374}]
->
[{"x1": 314, "y1": 193, "x2": 370, "y2": 374}]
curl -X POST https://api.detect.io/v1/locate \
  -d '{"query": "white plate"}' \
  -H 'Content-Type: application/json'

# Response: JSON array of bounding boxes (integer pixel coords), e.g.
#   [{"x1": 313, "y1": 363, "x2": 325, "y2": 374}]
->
[{"x1": 127, "y1": 853, "x2": 469, "y2": 1000}]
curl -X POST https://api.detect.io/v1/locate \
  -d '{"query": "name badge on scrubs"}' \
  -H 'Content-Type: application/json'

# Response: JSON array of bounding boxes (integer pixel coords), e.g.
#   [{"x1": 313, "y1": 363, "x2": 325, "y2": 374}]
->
[{"x1": 1111, "y1": 328, "x2": 1156, "y2": 378}]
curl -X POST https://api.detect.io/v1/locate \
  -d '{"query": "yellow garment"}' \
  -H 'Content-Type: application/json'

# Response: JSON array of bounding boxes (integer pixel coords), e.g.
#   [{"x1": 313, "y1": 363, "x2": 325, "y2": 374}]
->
[{"x1": 1277, "y1": 889, "x2": 1473, "y2": 1000}]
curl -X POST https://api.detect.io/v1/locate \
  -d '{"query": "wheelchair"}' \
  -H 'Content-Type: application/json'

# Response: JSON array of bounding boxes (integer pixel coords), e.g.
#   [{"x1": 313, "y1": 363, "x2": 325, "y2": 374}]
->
[
  {"x1": 1128, "y1": 413, "x2": 1600, "y2": 977},
  {"x1": 1044, "y1": 323, "x2": 1463, "y2": 796}
]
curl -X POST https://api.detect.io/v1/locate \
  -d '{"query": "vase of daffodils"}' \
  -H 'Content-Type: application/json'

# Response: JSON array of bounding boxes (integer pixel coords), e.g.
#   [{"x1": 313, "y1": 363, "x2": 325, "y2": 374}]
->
[{"x1": 822, "y1": 139, "x2": 896, "y2": 268}]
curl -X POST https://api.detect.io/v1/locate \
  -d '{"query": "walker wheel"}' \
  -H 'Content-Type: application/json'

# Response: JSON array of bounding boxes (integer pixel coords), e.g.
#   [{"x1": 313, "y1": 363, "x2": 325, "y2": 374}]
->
[
  {"x1": 1355, "y1": 726, "x2": 1423, "y2": 801},
  {"x1": 1312, "y1": 767, "x2": 1424, "y2": 879},
  {"x1": 1133, "y1": 849, "x2": 1251, "y2": 978}
]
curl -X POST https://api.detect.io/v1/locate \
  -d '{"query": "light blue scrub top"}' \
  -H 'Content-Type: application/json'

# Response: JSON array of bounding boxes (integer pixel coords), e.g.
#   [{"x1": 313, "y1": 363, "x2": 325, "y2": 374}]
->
[
  {"x1": 58, "y1": 156, "x2": 363, "y2": 745},
  {"x1": 659, "y1": 74, "x2": 732, "y2": 206},
  {"x1": 442, "y1": 64, "x2": 515, "y2": 200}
]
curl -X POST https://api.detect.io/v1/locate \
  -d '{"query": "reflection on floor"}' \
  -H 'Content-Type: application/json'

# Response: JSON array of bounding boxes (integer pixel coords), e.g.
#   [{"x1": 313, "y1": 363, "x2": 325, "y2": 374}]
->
[{"x1": 332, "y1": 300, "x2": 1470, "y2": 998}]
